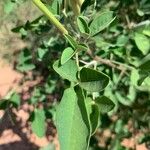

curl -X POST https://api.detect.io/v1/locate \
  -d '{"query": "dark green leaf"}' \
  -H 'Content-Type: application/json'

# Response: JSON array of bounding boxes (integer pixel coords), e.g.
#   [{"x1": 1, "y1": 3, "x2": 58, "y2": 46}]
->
[
  {"x1": 79, "y1": 67, "x2": 109, "y2": 92},
  {"x1": 0, "y1": 100, "x2": 8, "y2": 110},
  {"x1": 95, "y1": 96, "x2": 115, "y2": 113},
  {"x1": 139, "y1": 54, "x2": 150, "y2": 72},
  {"x1": 81, "y1": 0, "x2": 96, "y2": 12}
]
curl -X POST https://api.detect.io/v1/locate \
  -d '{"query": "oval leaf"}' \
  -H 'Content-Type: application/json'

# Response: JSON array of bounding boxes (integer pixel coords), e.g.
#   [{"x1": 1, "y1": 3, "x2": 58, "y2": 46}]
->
[
  {"x1": 53, "y1": 59, "x2": 78, "y2": 82},
  {"x1": 56, "y1": 87, "x2": 91, "y2": 150},
  {"x1": 95, "y1": 96, "x2": 115, "y2": 113},
  {"x1": 89, "y1": 11, "x2": 115, "y2": 36},
  {"x1": 31, "y1": 109, "x2": 46, "y2": 137},
  {"x1": 134, "y1": 32, "x2": 150, "y2": 55},
  {"x1": 79, "y1": 67, "x2": 110, "y2": 92},
  {"x1": 61, "y1": 47, "x2": 75, "y2": 65}
]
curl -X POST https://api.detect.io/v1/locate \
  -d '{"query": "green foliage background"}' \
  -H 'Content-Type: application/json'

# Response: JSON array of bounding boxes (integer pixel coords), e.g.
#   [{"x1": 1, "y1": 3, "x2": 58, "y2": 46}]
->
[{"x1": 0, "y1": 0, "x2": 150, "y2": 150}]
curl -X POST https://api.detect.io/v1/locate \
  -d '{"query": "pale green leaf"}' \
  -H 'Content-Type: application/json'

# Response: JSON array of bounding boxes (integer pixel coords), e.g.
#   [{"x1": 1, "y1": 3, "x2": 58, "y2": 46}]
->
[
  {"x1": 64, "y1": 34, "x2": 78, "y2": 49},
  {"x1": 56, "y1": 87, "x2": 91, "y2": 150},
  {"x1": 134, "y1": 33, "x2": 150, "y2": 55},
  {"x1": 10, "y1": 93, "x2": 20, "y2": 107},
  {"x1": 31, "y1": 109, "x2": 46, "y2": 137},
  {"x1": 61, "y1": 47, "x2": 75, "y2": 65},
  {"x1": 89, "y1": 11, "x2": 115, "y2": 36},
  {"x1": 53, "y1": 59, "x2": 78, "y2": 82}
]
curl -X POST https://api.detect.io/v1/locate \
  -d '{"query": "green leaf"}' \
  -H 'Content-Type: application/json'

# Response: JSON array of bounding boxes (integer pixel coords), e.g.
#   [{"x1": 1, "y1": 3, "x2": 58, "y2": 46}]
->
[
  {"x1": 0, "y1": 93, "x2": 20, "y2": 109},
  {"x1": 31, "y1": 109, "x2": 46, "y2": 137},
  {"x1": 89, "y1": 11, "x2": 115, "y2": 36},
  {"x1": 139, "y1": 54, "x2": 150, "y2": 72},
  {"x1": 40, "y1": 143, "x2": 55, "y2": 150},
  {"x1": 4, "y1": 0, "x2": 15, "y2": 14},
  {"x1": 116, "y1": 35, "x2": 128, "y2": 47},
  {"x1": 77, "y1": 16, "x2": 90, "y2": 34},
  {"x1": 45, "y1": 0, "x2": 59, "y2": 15},
  {"x1": 53, "y1": 59, "x2": 78, "y2": 82},
  {"x1": 85, "y1": 97, "x2": 100, "y2": 135},
  {"x1": 0, "y1": 100, "x2": 8, "y2": 110},
  {"x1": 56, "y1": 87, "x2": 91, "y2": 150},
  {"x1": 143, "y1": 26, "x2": 150, "y2": 37},
  {"x1": 134, "y1": 32, "x2": 150, "y2": 55},
  {"x1": 64, "y1": 34, "x2": 78, "y2": 49},
  {"x1": 10, "y1": 93, "x2": 20, "y2": 107},
  {"x1": 138, "y1": 74, "x2": 149, "y2": 86},
  {"x1": 79, "y1": 68, "x2": 109, "y2": 92},
  {"x1": 130, "y1": 69, "x2": 140, "y2": 86},
  {"x1": 95, "y1": 96, "x2": 115, "y2": 113},
  {"x1": 16, "y1": 49, "x2": 35, "y2": 72},
  {"x1": 61, "y1": 47, "x2": 75, "y2": 65}
]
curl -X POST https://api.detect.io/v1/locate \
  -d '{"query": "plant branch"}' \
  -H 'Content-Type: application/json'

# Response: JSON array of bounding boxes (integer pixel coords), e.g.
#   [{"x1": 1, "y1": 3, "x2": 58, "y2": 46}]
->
[
  {"x1": 94, "y1": 56, "x2": 134, "y2": 71},
  {"x1": 86, "y1": 50, "x2": 134, "y2": 72}
]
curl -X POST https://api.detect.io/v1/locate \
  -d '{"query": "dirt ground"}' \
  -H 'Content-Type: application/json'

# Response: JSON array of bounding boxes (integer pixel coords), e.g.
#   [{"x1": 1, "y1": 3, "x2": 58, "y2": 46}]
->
[{"x1": 0, "y1": 1, "x2": 56, "y2": 149}]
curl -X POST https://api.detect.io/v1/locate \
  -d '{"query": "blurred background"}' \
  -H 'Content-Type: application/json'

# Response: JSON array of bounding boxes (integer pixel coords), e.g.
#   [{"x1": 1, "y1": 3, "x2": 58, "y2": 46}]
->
[{"x1": 0, "y1": 0, "x2": 150, "y2": 150}]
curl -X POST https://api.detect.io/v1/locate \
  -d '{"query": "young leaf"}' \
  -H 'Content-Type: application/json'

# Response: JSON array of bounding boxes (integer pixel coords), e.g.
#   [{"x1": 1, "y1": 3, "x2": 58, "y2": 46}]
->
[
  {"x1": 31, "y1": 108, "x2": 46, "y2": 138},
  {"x1": 77, "y1": 16, "x2": 90, "y2": 34},
  {"x1": 89, "y1": 11, "x2": 115, "y2": 36},
  {"x1": 53, "y1": 59, "x2": 78, "y2": 82},
  {"x1": 79, "y1": 67, "x2": 109, "y2": 92},
  {"x1": 85, "y1": 97, "x2": 100, "y2": 135},
  {"x1": 61, "y1": 47, "x2": 75, "y2": 65},
  {"x1": 56, "y1": 87, "x2": 91, "y2": 150},
  {"x1": 95, "y1": 96, "x2": 115, "y2": 113},
  {"x1": 134, "y1": 32, "x2": 150, "y2": 55}
]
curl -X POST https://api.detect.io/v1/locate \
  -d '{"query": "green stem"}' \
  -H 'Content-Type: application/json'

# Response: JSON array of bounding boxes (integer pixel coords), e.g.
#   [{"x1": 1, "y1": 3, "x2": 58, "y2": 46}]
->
[
  {"x1": 32, "y1": 0, "x2": 68, "y2": 35},
  {"x1": 75, "y1": 53, "x2": 79, "y2": 69}
]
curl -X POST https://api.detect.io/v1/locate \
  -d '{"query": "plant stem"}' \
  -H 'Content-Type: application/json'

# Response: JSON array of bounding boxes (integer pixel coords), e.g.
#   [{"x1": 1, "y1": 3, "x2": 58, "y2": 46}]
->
[
  {"x1": 32, "y1": 0, "x2": 68, "y2": 35},
  {"x1": 76, "y1": 53, "x2": 79, "y2": 69}
]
